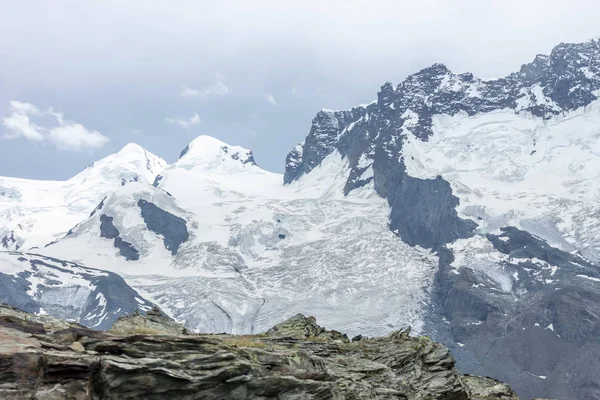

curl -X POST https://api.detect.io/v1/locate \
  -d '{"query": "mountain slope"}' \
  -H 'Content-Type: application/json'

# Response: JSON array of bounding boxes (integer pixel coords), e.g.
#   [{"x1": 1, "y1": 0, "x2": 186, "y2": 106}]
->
[
  {"x1": 285, "y1": 39, "x2": 600, "y2": 251},
  {"x1": 43, "y1": 136, "x2": 440, "y2": 336},
  {"x1": 283, "y1": 38, "x2": 600, "y2": 400},
  {"x1": 0, "y1": 144, "x2": 166, "y2": 250},
  {"x1": 0, "y1": 251, "x2": 155, "y2": 329}
]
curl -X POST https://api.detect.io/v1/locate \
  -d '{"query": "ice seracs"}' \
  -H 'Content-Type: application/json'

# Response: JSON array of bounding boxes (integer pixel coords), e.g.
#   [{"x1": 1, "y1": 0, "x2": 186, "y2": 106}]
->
[{"x1": 402, "y1": 98, "x2": 600, "y2": 261}]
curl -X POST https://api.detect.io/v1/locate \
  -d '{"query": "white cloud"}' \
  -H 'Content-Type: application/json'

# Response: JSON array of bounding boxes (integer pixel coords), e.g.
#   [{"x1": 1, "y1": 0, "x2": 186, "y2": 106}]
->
[
  {"x1": 2, "y1": 105, "x2": 45, "y2": 141},
  {"x1": 1, "y1": 101, "x2": 109, "y2": 151},
  {"x1": 49, "y1": 123, "x2": 109, "y2": 151},
  {"x1": 181, "y1": 80, "x2": 230, "y2": 97},
  {"x1": 8, "y1": 101, "x2": 41, "y2": 115},
  {"x1": 266, "y1": 94, "x2": 278, "y2": 106},
  {"x1": 165, "y1": 112, "x2": 201, "y2": 129}
]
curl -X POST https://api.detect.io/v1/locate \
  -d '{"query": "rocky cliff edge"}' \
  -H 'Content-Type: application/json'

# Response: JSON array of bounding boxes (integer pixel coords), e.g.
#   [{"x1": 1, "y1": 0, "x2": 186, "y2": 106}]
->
[{"x1": 0, "y1": 303, "x2": 520, "y2": 399}]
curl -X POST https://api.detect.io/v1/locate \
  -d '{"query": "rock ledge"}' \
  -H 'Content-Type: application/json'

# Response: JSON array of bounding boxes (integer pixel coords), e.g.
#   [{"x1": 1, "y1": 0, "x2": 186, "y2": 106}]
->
[{"x1": 0, "y1": 305, "x2": 519, "y2": 399}]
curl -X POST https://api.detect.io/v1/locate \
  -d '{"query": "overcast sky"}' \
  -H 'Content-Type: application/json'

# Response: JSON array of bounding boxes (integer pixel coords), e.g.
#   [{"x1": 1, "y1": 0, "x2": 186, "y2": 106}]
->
[{"x1": 1, "y1": 0, "x2": 599, "y2": 180}]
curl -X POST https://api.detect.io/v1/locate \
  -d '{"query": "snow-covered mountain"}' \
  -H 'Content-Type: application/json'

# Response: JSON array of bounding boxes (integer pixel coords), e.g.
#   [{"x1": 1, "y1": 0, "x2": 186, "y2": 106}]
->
[
  {"x1": 0, "y1": 144, "x2": 164, "y2": 330},
  {"x1": 0, "y1": 251, "x2": 155, "y2": 329},
  {"x1": 0, "y1": 143, "x2": 166, "y2": 250},
  {"x1": 282, "y1": 38, "x2": 600, "y2": 399},
  {"x1": 1, "y1": 38, "x2": 600, "y2": 399},
  {"x1": 42, "y1": 135, "x2": 439, "y2": 336}
]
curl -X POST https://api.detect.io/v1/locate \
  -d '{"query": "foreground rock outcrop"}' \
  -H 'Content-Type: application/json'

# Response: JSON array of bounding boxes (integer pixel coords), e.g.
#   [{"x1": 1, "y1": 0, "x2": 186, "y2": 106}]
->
[
  {"x1": 0, "y1": 304, "x2": 518, "y2": 399},
  {"x1": 108, "y1": 306, "x2": 188, "y2": 336}
]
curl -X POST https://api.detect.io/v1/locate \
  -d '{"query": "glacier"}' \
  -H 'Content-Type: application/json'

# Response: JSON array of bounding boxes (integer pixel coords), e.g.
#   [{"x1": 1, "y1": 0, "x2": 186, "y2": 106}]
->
[{"x1": 42, "y1": 136, "x2": 440, "y2": 336}]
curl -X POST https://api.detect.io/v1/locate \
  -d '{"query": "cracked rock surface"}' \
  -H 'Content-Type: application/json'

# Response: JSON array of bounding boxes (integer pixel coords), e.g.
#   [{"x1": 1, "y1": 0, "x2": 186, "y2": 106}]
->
[{"x1": 0, "y1": 305, "x2": 518, "y2": 399}]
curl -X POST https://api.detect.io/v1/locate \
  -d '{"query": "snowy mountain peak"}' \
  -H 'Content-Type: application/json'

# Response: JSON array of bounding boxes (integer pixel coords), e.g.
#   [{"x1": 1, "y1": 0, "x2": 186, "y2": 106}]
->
[
  {"x1": 286, "y1": 38, "x2": 600, "y2": 187},
  {"x1": 117, "y1": 142, "x2": 148, "y2": 155},
  {"x1": 69, "y1": 143, "x2": 166, "y2": 186},
  {"x1": 514, "y1": 39, "x2": 600, "y2": 95},
  {"x1": 279, "y1": 36, "x2": 600, "y2": 398},
  {"x1": 412, "y1": 62, "x2": 451, "y2": 79},
  {"x1": 176, "y1": 135, "x2": 257, "y2": 171},
  {"x1": 0, "y1": 144, "x2": 167, "y2": 251}
]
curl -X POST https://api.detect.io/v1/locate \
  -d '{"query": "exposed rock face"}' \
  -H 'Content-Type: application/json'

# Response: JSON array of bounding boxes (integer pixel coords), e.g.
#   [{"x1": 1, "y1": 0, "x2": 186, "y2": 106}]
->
[
  {"x1": 284, "y1": 39, "x2": 600, "y2": 250},
  {"x1": 99, "y1": 214, "x2": 140, "y2": 261},
  {"x1": 109, "y1": 306, "x2": 187, "y2": 335},
  {"x1": 283, "y1": 38, "x2": 600, "y2": 399},
  {"x1": 1, "y1": 232, "x2": 17, "y2": 249},
  {"x1": 137, "y1": 199, "x2": 189, "y2": 255},
  {"x1": 266, "y1": 313, "x2": 349, "y2": 342},
  {"x1": 385, "y1": 172, "x2": 477, "y2": 250},
  {"x1": 433, "y1": 228, "x2": 600, "y2": 400},
  {"x1": 0, "y1": 306, "x2": 518, "y2": 399}
]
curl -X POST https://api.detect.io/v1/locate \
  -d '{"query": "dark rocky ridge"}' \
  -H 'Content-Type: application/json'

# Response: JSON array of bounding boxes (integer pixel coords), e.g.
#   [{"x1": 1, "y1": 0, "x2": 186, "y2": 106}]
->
[
  {"x1": 431, "y1": 228, "x2": 600, "y2": 400},
  {"x1": 99, "y1": 214, "x2": 140, "y2": 261},
  {"x1": 137, "y1": 199, "x2": 189, "y2": 255},
  {"x1": 179, "y1": 143, "x2": 190, "y2": 158},
  {"x1": 88, "y1": 196, "x2": 106, "y2": 218},
  {"x1": 0, "y1": 304, "x2": 520, "y2": 399},
  {"x1": 284, "y1": 39, "x2": 600, "y2": 250},
  {"x1": 285, "y1": 39, "x2": 600, "y2": 181}
]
